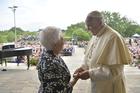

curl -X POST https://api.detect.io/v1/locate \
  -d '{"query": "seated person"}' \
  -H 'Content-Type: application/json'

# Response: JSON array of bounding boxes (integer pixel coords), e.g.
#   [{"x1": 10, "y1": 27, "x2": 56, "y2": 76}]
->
[{"x1": 16, "y1": 56, "x2": 25, "y2": 64}]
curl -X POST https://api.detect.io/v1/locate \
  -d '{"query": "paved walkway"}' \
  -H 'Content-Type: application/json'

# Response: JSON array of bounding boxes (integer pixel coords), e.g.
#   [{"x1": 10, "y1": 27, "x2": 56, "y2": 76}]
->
[
  {"x1": 125, "y1": 66, "x2": 140, "y2": 93},
  {"x1": 0, "y1": 63, "x2": 140, "y2": 93},
  {"x1": 0, "y1": 64, "x2": 39, "y2": 93}
]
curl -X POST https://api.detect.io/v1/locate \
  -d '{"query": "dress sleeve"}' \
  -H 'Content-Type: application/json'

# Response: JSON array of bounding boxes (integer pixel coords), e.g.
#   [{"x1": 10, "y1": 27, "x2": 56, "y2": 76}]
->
[
  {"x1": 65, "y1": 83, "x2": 73, "y2": 93},
  {"x1": 89, "y1": 65, "x2": 123, "y2": 81}
]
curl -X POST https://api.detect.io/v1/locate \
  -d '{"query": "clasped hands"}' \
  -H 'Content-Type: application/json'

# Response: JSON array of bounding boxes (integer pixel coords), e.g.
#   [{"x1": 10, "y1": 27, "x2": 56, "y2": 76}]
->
[
  {"x1": 70, "y1": 67, "x2": 90, "y2": 87},
  {"x1": 73, "y1": 67, "x2": 90, "y2": 80}
]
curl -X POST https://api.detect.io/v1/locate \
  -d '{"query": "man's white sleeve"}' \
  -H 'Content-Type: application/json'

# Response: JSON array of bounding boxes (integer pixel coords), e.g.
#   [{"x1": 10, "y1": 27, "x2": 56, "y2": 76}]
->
[{"x1": 89, "y1": 65, "x2": 123, "y2": 81}]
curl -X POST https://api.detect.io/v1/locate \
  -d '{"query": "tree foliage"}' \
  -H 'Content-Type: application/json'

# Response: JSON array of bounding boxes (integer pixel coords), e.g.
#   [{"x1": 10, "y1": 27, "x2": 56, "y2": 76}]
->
[
  {"x1": 65, "y1": 22, "x2": 91, "y2": 41},
  {"x1": 101, "y1": 11, "x2": 140, "y2": 37},
  {"x1": 0, "y1": 27, "x2": 37, "y2": 43}
]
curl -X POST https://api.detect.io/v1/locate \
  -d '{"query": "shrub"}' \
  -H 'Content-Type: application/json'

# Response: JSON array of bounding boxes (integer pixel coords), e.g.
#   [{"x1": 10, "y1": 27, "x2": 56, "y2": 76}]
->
[{"x1": 30, "y1": 58, "x2": 38, "y2": 66}]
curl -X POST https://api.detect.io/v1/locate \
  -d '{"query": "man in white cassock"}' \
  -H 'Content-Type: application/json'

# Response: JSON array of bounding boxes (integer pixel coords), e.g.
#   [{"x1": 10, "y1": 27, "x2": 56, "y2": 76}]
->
[{"x1": 73, "y1": 11, "x2": 132, "y2": 93}]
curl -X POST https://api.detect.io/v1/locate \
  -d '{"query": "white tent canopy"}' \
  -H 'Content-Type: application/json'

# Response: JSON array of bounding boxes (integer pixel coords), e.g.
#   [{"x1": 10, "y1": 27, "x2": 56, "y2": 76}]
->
[{"x1": 132, "y1": 33, "x2": 140, "y2": 38}]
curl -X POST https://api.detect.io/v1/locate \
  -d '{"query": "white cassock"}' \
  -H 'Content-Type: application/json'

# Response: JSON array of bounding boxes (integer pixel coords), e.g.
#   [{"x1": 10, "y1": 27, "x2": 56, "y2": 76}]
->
[{"x1": 82, "y1": 25, "x2": 132, "y2": 93}]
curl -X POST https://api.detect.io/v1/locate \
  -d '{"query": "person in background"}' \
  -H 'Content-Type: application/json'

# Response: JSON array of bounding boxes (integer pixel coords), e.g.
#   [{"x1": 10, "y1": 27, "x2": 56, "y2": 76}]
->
[
  {"x1": 73, "y1": 11, "x2": 132, "y2": 93},
  {"x1": 37, "y1": 26, "x2": 78, "y2": 93}
]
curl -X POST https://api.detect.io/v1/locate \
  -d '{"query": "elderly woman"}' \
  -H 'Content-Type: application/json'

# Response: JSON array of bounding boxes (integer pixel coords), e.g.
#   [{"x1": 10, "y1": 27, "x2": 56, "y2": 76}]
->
[{"x1": 37, "y1": 26, "x2": 78, "y2": 93}]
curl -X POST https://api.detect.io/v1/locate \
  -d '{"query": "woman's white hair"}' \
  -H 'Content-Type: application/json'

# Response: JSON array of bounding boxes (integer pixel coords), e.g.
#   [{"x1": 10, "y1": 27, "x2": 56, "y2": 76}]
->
[{"x1": 39, "y1": 26, "x2": 62, "y2": 50}]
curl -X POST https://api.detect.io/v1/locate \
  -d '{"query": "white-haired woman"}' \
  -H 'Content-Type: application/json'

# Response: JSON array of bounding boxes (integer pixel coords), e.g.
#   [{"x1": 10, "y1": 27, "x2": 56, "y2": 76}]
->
[{"x1": 37, "y1": 26, "x2": 78, "y2": 93}]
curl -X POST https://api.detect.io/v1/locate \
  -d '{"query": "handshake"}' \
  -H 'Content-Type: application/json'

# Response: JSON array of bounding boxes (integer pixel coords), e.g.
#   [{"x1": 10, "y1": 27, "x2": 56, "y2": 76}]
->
[{"x1": 70, "y1": 67, "x2": 90, "y2": 87}]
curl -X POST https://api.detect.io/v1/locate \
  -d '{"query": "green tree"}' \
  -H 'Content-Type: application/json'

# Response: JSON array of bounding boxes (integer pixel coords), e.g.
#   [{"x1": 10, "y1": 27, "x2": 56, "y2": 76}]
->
[
  {"x1": 102, "y1": 11, "x2": 131, "y2": 36},
  {"x1": 0, "y1": 27, "x2": 37, "y2": 43},
  {"x1": 0, "y1": 36, "x2": 7, "y2": 43},
  {"x1": 65, "y1": 22, "x2": 90, "y2": 41},
  {"x1": 124, "y1": 24, "x2": 140, "y2": 37},
  {"x1": 72, "y1": 28, "x2": 90, "y2": 41},
  {"x1": 6, "y1": 31, "x2": 15, "y2": 42}
]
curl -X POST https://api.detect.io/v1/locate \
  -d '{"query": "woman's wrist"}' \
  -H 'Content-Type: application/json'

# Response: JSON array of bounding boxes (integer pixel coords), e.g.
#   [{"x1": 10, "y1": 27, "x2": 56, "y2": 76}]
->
[{"x1": 70, "y1": 78, "x2": 79, "y2": 87}]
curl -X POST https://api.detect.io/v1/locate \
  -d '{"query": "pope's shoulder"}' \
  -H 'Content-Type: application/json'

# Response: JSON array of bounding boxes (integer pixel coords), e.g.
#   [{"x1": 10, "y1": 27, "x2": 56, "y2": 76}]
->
[{"x1": 105, "y1": 25, "x2": 123, "y2": 40}]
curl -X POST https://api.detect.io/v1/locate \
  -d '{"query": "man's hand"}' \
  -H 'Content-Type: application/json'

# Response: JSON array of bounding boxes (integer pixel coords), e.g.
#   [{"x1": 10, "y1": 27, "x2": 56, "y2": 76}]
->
[
  {"x1": 74, "y1": 67, "x2": 85, "y2": 74},
  {"x1": 73, "y1": 67, "x2": 85, "y2": 78},
  {"x1": 78, "y1": 70, "x2": 90, "y2": 80}
]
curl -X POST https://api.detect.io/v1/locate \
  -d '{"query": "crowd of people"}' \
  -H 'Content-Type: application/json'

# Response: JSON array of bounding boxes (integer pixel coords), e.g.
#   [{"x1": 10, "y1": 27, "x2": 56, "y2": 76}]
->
[{"x1": 127, "y1": 38, "x2": 140, "y2": 67}]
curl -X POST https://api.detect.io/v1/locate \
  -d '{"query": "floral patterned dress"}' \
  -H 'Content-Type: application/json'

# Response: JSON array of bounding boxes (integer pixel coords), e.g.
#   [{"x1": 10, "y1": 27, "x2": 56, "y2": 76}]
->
[{"x1": 37, "y1": 49, "x2": 72, "y2": 93}]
